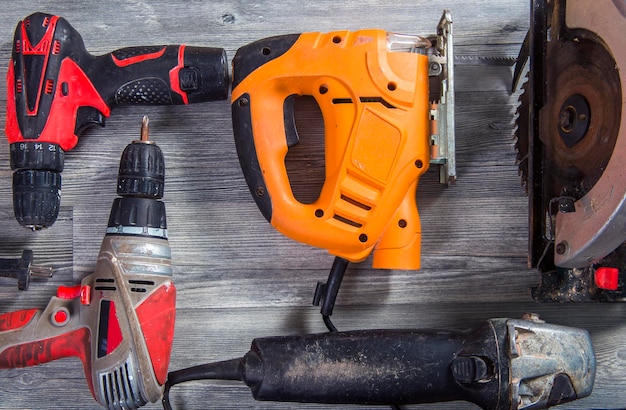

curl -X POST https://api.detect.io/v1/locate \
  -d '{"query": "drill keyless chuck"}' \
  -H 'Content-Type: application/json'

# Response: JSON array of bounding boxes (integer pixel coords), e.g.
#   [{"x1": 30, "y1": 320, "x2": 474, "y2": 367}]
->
[
  {"x1": 10, "y1": 142, "x2": 65, "y2": 230},
  {"x1": 117, "y1": 117, "x2": 165, "y2": 198},
  {"x1": 107, "y1": 116, "x2": 167, "y2": 238}
]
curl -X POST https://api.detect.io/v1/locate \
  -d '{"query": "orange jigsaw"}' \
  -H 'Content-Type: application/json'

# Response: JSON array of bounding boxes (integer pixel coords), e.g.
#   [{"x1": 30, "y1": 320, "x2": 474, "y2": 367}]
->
[{"x1": 231, "y1": 12, "x2": 455, "y2": 270}]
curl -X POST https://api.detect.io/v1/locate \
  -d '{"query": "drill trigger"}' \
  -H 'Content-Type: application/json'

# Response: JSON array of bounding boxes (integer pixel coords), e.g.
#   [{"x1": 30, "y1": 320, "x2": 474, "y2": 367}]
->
[{"x1": 74, "y1": 106, "x2": 106, "y2": 136}]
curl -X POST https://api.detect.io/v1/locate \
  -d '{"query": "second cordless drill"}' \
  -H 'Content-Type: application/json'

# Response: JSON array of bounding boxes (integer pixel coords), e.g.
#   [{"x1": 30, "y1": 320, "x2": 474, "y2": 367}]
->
[{"x1": 0, "y1": 117, "x2": 175, "y2": 409}]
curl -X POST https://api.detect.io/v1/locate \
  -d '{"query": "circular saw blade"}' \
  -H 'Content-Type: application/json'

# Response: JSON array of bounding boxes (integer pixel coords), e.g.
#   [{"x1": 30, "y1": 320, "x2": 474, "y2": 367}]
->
[
  {"x1": 539, "y1": 35, "x2": 621, "y2": 201},
  {"x1": 515, "y1": 32, "x2": 621, "y2": 207},
  {"x1": 514, "y1": 18, "x2": 622, "y2": 272}
]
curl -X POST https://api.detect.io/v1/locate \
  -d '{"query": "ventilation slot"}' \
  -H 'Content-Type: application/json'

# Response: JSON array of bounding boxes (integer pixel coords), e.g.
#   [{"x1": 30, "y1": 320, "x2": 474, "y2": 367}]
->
[
  {"x1": 95, "y1": 286, "x2": 117, "y2": 291},
  {"x1": 332, "y1": 98, "x2": 353, "y2": 104},
  {"x1": 45, "y1": 79, "x2": 54, "y2": 94},
  {"x1": 100, "y1": 361, "x2": 146, "y2": 410},
  {"x1": 333, "y1": 214, "x2": 363, "y2": 228},
  {"x1": 52, "y1": 40, "x2": 61, "y2": 54},
  {"x1": 95, "y1": 278, "x2": 116, "y2": 291},
  {"x1": 16, "y1": 79, "x2": 22, "y2": 93},
  {"x1": 359, "y1": 97, "x2": 396, "y2": 109},
  {"x1": 128, "y1": 280, "x2": 155, "y2": 286},
  {"x1": 340, "y1": 194, "x2": 372, "y2": 211},
  {"x1": 129, "y1": 279, "x2": 154, "y2": 293}
]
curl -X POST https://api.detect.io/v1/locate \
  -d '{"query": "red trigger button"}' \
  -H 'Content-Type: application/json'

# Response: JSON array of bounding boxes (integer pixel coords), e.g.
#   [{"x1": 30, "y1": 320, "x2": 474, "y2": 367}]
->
[
  {"x1": 80, "y1": 285, "x2": 91, "y2": 305},
  {"x1": 57, "y1": 285, "x2": 81, "y2": 299},
  {"x1": 56, "y1": 285, "x2": 91, "y2": 304},
  {"x1": 595, "y1": 267, "x2": 619, "y2": 291}
]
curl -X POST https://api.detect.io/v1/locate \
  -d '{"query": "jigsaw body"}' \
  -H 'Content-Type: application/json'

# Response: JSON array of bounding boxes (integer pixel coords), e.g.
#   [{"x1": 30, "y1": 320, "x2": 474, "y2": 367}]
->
[{"x1": 231, "y1": 13, "x2": 455, "y2": 270}]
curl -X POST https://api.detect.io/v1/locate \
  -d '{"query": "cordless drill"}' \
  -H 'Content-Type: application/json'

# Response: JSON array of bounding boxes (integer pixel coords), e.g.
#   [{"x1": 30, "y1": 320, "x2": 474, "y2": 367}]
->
[
  {"x1": 164, "y1": 317, "x2": 596, "y2": 410},
  {"x1": 6, "y1": 12, "x2": 229, "y2": 229},
  {"x1": 0, "y1": 117, "x2": 175, "y2": 409}
]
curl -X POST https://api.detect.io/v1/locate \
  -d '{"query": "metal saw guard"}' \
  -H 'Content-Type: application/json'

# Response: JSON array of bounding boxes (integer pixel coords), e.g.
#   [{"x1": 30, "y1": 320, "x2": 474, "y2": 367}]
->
[{"x1": 552, "y1": 1, "x2": 626, "y2": 268}]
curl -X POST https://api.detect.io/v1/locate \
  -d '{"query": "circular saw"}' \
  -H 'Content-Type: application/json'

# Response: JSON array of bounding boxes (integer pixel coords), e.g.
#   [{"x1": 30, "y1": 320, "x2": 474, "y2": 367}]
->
[{"x1": 513, "y1": 0, "x2": 626, "y2": 301}]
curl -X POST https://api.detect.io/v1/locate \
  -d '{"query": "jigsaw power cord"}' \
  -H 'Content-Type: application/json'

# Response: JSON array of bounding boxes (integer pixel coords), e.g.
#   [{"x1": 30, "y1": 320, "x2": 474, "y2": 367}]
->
[
  {"x1": 313, "y1": 256, "x2": 349, "y2": 332},
  {"x1": 311, "y1": 257, "x2": 402, "y2": 410}
]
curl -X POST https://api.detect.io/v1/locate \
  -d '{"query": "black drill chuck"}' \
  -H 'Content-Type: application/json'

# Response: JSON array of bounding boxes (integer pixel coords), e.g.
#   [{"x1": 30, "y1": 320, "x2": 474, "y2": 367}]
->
[
  {"x1": 107, "y1": 116, "x2": 167, "y2": 235},
  {"x1": 11, "y1": 142, "x2": 64, "y2": 230},
  {"x1": 117, "y1": 138, "x2": 165, "y2": 198}
]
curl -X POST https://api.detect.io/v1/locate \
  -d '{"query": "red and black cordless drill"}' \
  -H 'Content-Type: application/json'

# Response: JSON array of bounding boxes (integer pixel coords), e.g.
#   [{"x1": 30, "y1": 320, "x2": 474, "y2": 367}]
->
[
  {"x1": 0, "y1": 117, "x2": 176, "y2": 409},
  {"x1": 6, "y1": 12, "x2": 229, "y2": 229}
]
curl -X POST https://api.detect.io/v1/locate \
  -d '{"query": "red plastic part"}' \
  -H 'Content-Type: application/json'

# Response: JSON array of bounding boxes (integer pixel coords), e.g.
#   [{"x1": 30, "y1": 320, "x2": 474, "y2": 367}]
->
[
  {"x1": 57, "y1": 284, "x2": 82, "y2": 299},
  {"x1": 168, "y1": 45, "x2": 188, "y2": 104},
  {"x1": 0, "y1": 309, "x2": 38, "y2": 331},
  {"x1": 595, "y1": 267, "x2": 619, "y2": 291},
  {"x1": 6, "y1": 55, "x2": 110, "y2": 150},
  {"x1": 80, "y1": 285, "x2": 91, "y2": 305},
  {"x1": 135, "y1": 282, "x2": 176, "y2": 385},
  {"x1": 111, "y1": 47, "x2": 166, "y2": 67},
  {"x1": 105, "y1": 301, "x2": 123, "y2": 355},
  {"x1": 5, "y1": 62, "x2": 20, "y2": 141},
  {"x1": 19, "y1": 16, "x2": 59, "y2": 116},
  {"x1": 0, "y1": 328, "x2": 95, "y2": 398},
  {"x1": 53, "y1": 309, "x2": 68, "y2": 325}
]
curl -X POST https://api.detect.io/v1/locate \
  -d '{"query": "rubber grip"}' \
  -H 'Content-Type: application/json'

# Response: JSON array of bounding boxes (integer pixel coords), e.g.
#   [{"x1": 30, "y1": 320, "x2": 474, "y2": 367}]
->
[
  {"x1": 0, "y1": 328, "x2": 90, "y2": 369},
  {"x1": 231, "y1": 34, "x2": 301, "y2": 221},
  {"x1": 0, "y1": 309, "x2": 38, "y2": 331},
  {"x1": 101, "y1": 45, "x2": 229, "y2": 106}
]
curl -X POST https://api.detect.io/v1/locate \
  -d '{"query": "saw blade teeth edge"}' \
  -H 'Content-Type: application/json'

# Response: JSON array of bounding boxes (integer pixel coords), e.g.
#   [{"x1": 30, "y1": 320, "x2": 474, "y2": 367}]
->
[{"x1": 513, "y1": 71, "x2": 530, "y2": 193}]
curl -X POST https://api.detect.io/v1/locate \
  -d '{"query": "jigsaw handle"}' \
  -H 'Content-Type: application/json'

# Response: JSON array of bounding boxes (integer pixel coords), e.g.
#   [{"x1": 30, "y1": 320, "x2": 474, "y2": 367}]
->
[{"x1": 231, "y1": 31, "x2": 430, "y2": 268}]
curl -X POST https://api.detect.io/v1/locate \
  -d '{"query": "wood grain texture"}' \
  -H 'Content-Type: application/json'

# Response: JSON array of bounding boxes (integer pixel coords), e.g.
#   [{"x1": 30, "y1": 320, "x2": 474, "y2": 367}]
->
[{"x1": 0, "y1": 1, "x2": 624, "y2": 409}]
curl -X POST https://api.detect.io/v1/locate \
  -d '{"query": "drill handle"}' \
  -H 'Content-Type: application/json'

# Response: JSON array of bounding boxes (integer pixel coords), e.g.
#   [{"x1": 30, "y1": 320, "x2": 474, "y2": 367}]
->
[
  {"x1": 0, "y1": 298, "x2": 93, "y2": 389},
  {"x1": 7, "y1": 12, "x2": 229, "y2": 152},
  {"x1": 93, "y1": 45, "x2": 228, "y2": 109}
]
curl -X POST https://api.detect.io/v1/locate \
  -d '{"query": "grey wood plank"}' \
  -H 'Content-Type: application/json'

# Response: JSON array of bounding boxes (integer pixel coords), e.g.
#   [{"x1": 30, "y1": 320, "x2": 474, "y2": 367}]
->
[{"x1": 0, "y1": 1, "x2": 623, "y2": 409}]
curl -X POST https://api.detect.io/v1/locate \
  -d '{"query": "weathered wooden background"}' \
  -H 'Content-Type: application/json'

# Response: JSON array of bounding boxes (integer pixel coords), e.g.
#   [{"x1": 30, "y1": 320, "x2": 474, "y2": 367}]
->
[{"x1": 0, "y1": 0, "x2": 624, "y2": 409}]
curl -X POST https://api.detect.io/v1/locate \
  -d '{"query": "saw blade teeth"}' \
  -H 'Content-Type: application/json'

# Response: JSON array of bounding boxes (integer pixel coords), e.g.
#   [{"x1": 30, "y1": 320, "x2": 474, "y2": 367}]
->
[
  {"x1": 453, "y1": 55, "x2": 517, "y2": 66},
  {"x1": 513, "y1": 71, "x2": 530, "y2": 193}
]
